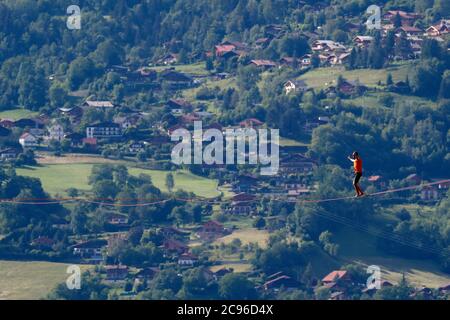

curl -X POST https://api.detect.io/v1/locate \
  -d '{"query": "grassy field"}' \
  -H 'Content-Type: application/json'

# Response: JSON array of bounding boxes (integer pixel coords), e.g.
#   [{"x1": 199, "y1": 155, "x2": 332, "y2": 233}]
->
[
  {"x1": 0, "y1": 260, "x2": 91, "y2": 300},
  {"x1": 16, "y1": 164, "x2": 221, "y2": 198},
  {"x1": 347, "y1": 92, "x2": 436, "y2": 109},
  {"x1": 297, "y1": 63, "x2": 410, "y2": 89},
  {"x1": 335, "y1": 227, "x2": 450, "y2": 288},
  {"x1": 0, "y1": 109, "x2": 39, "y2": 120},
  {"x1": 214, "y1": 228, "x2": 269, "y2": 249}
]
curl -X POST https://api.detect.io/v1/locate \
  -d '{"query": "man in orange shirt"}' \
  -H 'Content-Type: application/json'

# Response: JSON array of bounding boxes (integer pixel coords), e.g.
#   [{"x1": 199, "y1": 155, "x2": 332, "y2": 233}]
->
[{"x1": 348, "y1": 151, "x2": 364, "y2": 197}]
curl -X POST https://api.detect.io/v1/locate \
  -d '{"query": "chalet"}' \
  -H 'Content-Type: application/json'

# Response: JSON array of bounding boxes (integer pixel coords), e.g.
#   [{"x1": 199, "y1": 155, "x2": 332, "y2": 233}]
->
[
  {"x1": 64, "y1": 132, "x2": 84, "y2": 146},
  {"x1": 0, "y1": 147, "x2": 20, "y2": 161},
  {"x1": 105, "y1": 265, "x2": 129, "y2": 281},
  {"x1": 202, "y1": 221, "x2": 225, "y2": 234},
  {"x1": 264, "y1": 24, "x2": 286, "y2": 38},
  {"x1": 426, "y1": 20, "x2": 450, "y2": 37},
  {"x1": 181, "y1": 113, "x2": 201, "y2": 124},
  {"x1": 59, "y1": 106, "x2": 83, "y2": 119},
  {"x1": 129, "y1": 142, "x2": 145, "y2": 154},
  {"x1": 14, "y1": 118, "x2": 39, "y2": 129},
  {"x1": 353, "y1": 36, "x2": 374, "y2": 48},
  {"x1": 46, "y1": 124, "x2": 64, "y2": 142},
  {"x1": 312, "y1": 40, "x2": 346, "y2": 53},
  {"x1": 250, "y1": 59, "x2": 277, "y2": 69},
  {"x1": 160, "y1": 70, "x2": 193, "y2": 89},
  {"x1": 284, "y1": 80, "x2": 308, "y2": 95},
  {"x1": 178, "y1": 253, "x2": 198, "y2": 267},
  {"x1": 163, "y1": 239, "x2": 188, "y2": 254},
  {"x1": 82, "y1": 100, "x2": 115, "y2": 110},
  {"x1": 338, "y1": 80, "x2": 366, "y2": 95},
  {"x1": 259, "y1": 275, "x2": 299, "y2": 291},
  {"x1": 279, "y1": 57, "x2": 299, "y2": 68},
  {"x1": 167, "y1": 98, "x2": 193, "y2": 114},
  {"x1": 114, "y1": 114, "x2": 142, "y2": 129},
  {"x1": 108, "y1": 213, "x2": 129, "y2": 226},
  {"x1": 322, "y1": 270, "x2": 351, "y2": 288},
  {"x1": 86, "y1": 122, "x2": 122, "y2": 139},
  {"x1": 72, "y1": 239, "x2": 107, "y2": 263},
  {"x1": 232, "y1": 174, "x2": 259, "y2": 193},
  {"x1": 157, "y1": 53, "x2": 178, "y2": 65},
  {"x1": 215, "y1": 45, "x2": 240, "y2": 59},
  {"x1": 239, "y1": 118, "x2": 264, "y2": 128},
  {"x1": 383, "y1": 10, "x2": 421, "y2": 26},
  {"x1": 31, "y1": 236, "x2": 55, "y2": 249},
  {"x1": 225, "y1": 193, "x2": 257, "y2": 215},
  {"x1": 397, "y1": 26, "x2": 423, "y2": 36},
  {"x1": 19, "y1": 132, "x2": 38, "y2": 148},
  {"x1": 300, "y1": 54, "x2": 312, "y2": 67},
  {"x1": 421, "y1": 185, "x2": 439, "y2": 201},
  {"x1": 280, "y1": 153, "x2": 317, "y2": 174}
]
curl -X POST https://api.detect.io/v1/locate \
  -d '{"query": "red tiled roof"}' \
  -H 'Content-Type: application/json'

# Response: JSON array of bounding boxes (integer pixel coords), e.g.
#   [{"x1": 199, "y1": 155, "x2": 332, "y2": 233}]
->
[{"x1": 322, "y1": 270, "x2": 347, "y2": 283}]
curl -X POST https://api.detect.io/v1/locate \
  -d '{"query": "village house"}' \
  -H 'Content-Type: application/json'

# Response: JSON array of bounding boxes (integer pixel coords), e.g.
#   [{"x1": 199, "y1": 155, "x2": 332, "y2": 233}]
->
[
  {"x1": 160, "y1": 69, "x2": 194, "y2": 89},
  {"x1": 72, "y1": 239, "x2": 107, "y2": 264},
  {"x1": 231, "y1": 174, "x2": 259, "y2": 193},
  {"x1": 279, "y1": 57, "x2": 300, "y2": 68},
  {"x1": 59, "y1": 106, "x2": 83, "y2": 120},
  {"x1": 426, "y1": 20, "x2": 450, "y2": 37},
  {"x1": 107, "y1": 213, "x2": 129, "y2": 226},
  {"x1": 105, "y1": 265, "x2": 129, "y2": 281},
  {"x1": 405, "y1": 173, "x2": 421, "y2": 185},
  {"x1": 397, "y1": 26, "x2": 423, "y2": 37},
  {"x1": 362, "y1": 280, "x2": 394, "y2": 296},
  {"x1": 163, "y1": 238, "x2": 189, "y2": 254},
  {"x1": 312, "y1": 40, "x2": 346, "y2": 54},
  {"x1": 250, "y1": 59, "x2": 277, "y2": 69},
  {"x1": 46, "y1": 124, "x2": 64, "y2": 142},
  {"x1": 198, "y1": 221, "x2": 227, "y2": 240},
  {"x1": 239, "y1": 118, "x2": 264, "y2": 129},
  {"x1": 420, "y1": 185, "x2": 439, "y2": 201},
  {"x1": 64, "y1": 132, "x2": 84, "y2": 147},
  {"x1": 353, "y1": 36, "x2": 374, "y2": 48},
  {"x1": 322, "y1": 270, "x2": 352, "y2": 291},
  {"x1": 86, "y1": 122, "x2": 122, "y2": 139},
  {"x1": 129, "y1": 142, "x2": 145, "y2": 154},
  {"x1": 114, "y1": 113, "x2": 142, "y2": 129},
  {"x1": 0, "y1": 147, "x2": 21, "y2": 161},
  {"x1": 178, "y1": 252, "x2": 198, "y2": 267},
  {"x1": 19, "y1": 132, "x2": 38, "y2": 148},
  {"x1": 225, "y1": 193, "x2": 257, "y2": 215},
  {"x1": 157, "y1": 53, "x2": 178, "y2": 65},
  {"x1": 0, "y1": 119, "x2": 14, "y2": 128},
  {"x1": 284, "y1": 80, "x2": 309, "y2": 95},
  {"x1": 167, "y1": 98, "x2": 193, "y2": 115},
  {"x1": 258, "y1": 272, "x2": 300, "y2": 291},
  {"x1": 279, "y1": 153, "x2": 317, "y2": 175},
  {"x1": 82, "y1": 100, "x2": 115, "y2": 110},
  {"x1": 383, "y1": 10, "x2": 421, "y2": 26}
]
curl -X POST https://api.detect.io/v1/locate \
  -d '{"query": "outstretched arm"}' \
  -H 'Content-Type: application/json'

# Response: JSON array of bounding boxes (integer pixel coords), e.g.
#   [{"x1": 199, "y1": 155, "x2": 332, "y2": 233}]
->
[{"x1": 347, "y1": 156, "x2": 355, "y2": 162}]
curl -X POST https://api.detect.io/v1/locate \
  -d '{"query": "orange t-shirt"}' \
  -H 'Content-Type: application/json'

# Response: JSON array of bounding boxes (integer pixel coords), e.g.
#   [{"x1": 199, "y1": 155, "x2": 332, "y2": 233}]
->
[{"x1": 354, "y1": 158, "x2": 362, "y2": 173}]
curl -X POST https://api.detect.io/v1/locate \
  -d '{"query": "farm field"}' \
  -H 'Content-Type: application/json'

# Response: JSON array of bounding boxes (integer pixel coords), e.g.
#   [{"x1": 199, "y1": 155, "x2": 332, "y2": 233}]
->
[
  {"x1": 0, "y1": 109, "x2": 39, "y2": 120},
  {"x1": 16, "y1": 164, "x2": 222, "y2": 198},
  {"x1": 297, "y1": 63, "x2": 410, "y2": 89},
  {"x1": 0, "y1": 260, "x2": 92, "y2": 300},
  {"x1": 214, "y1": 228, "x2": 270, "y2": 249}
]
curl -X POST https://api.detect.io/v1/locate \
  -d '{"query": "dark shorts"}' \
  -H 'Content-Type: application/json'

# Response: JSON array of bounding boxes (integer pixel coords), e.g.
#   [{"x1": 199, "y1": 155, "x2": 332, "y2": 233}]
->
[{"x1": 353, "y1": 172, "x2": 362, "y2": 184}]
